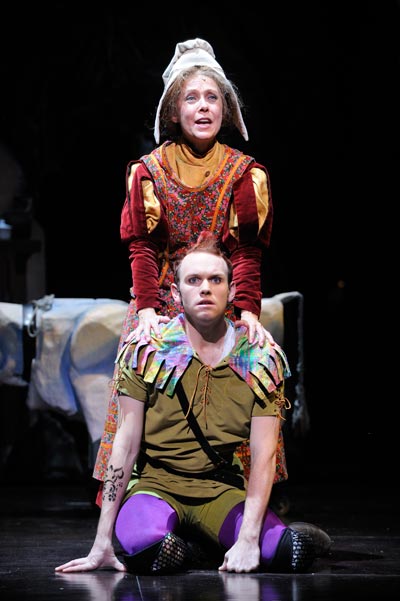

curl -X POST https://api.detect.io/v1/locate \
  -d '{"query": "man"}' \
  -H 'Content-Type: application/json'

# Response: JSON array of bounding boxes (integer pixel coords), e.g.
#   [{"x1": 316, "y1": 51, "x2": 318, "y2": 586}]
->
[{"x1": 55, "y1": 232, "x2": 329, "y2": 575}]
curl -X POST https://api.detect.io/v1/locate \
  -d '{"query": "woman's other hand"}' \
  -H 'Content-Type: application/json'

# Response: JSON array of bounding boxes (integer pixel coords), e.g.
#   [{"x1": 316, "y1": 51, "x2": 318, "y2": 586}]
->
[
  {"x1": 128, "y1": 308, "x2": 170, "y2": 343},
  {"x1": 237, "y1": 311, "x2": 266, "y2": 347}
]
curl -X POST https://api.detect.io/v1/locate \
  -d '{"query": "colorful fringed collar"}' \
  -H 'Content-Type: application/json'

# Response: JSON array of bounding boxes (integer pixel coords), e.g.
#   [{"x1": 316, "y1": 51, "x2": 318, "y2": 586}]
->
[{"x1": 117, "y1": 314, "x2": 291, "y2": 401}]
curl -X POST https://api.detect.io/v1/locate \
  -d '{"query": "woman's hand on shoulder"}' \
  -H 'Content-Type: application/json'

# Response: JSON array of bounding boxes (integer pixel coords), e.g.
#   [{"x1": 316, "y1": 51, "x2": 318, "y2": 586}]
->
[
  {"x1": 129, "y1": 308, "x2": 170, "y2": 343},
  {"x1": 236, "y1": 311, "x2": 266, "y2": 347}
]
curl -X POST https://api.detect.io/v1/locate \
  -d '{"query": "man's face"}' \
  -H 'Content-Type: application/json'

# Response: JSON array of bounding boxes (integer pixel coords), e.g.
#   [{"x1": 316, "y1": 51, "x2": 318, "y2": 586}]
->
[{"x1": 172, "y1": 251, "x2": 235, "y2": 326}]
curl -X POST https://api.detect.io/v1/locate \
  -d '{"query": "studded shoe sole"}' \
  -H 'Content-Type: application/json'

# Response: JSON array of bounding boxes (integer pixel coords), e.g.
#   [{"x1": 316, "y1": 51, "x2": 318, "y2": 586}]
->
[
  {"x1": 151, "y1": 532, "x2": 188, "y2": 573},
  {"x1": 269, "y1": 527, "x2": 316, "y2": 573},
  {"x1": 123, "y1": 532, "x2": 188, "y2": 574}
]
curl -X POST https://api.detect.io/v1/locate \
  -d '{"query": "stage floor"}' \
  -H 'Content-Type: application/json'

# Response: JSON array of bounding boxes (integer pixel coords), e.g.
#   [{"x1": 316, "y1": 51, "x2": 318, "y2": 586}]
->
[{"x1": 1, "y1": 477, "x2": 399, "y2": 601}]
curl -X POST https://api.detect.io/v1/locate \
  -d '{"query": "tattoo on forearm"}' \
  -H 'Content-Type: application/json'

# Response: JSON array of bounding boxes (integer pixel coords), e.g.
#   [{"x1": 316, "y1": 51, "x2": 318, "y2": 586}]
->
[{"x1": 103, "y1": 465, "x2": 124, "y2": 502}]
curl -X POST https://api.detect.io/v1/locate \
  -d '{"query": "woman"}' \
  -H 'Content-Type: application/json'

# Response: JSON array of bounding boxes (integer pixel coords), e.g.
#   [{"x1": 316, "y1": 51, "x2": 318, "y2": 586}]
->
[{"x1": 93, "y1": 38, "x2": 287, "y2": 488}]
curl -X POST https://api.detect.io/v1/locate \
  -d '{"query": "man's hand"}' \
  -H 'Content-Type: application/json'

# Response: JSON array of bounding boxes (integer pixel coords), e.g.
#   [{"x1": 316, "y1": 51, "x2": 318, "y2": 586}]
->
[
  {"x1": 218, "y1": 539, "x2": 260, "y2": 573},
  {"x1": 55, "y1": 539, "x2": 126, "y2": 573}
]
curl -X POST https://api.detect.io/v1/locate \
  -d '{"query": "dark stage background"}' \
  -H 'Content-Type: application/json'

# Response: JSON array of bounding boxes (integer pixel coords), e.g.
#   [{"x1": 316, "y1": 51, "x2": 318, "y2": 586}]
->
[{"x1": 0, "y1": 1, "x2": 398, "y2": 484}]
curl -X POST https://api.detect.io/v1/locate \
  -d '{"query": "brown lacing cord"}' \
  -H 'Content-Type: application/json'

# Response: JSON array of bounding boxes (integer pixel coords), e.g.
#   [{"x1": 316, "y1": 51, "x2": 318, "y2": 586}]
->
[
  {"x1": 185, "y1": 364, "x2": 212, "y2": 428},
  {"x1": 274, "y1": 395, "x2": 292, "y2": 420}
]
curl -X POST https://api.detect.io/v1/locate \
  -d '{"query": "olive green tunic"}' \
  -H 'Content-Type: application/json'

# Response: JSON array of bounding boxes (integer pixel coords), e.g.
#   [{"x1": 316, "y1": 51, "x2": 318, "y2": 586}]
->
[{"x1": 115, "y1": 315, "x2": 290, "y2": 502}]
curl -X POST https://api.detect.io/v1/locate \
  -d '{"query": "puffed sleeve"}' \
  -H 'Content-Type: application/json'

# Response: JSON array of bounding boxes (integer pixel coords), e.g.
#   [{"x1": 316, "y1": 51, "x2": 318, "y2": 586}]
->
[
  {"x1": 222, "y1": 163, "x2": 273, "y2": 317},
  {"x1": 120, "y1": 161, "x2": 168, "y2": 312},
  {"x1": 228, "y1": 165, "x2": 272, "y2": 244}
]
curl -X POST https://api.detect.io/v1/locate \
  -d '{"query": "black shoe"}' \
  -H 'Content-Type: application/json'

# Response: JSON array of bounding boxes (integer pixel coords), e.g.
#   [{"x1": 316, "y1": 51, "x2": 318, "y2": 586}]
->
[
  {"x1": 288, "y1": 522, "x2": 332, "y2": 556},
  {"x1": 269, "y1": 527, "x2": 316, "y2": 573},
  {"x1": 123, "y1": 532, "x2": 188, "y2": 574}
]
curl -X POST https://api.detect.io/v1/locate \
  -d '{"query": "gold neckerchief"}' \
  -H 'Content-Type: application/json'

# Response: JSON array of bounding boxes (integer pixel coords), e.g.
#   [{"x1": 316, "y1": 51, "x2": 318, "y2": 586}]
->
[{"x1": 164, "y1": 140, "x2": 226, "y2": 188}]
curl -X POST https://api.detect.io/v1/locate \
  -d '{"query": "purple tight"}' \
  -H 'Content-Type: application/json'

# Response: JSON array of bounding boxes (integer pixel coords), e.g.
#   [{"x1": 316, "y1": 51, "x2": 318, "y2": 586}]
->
[
  {"x1": 218, "y1": 501, "x2": 286, "y2": 563},
  {"x1": 115, "y1": 493, "x2": 286, "y2": 564},
  {"x1": 115, "y1": 494, "x2": 180, "y2": 554}
]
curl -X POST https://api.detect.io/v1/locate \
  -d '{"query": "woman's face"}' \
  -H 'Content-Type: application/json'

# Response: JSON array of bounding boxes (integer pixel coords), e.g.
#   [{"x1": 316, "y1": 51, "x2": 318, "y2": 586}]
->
[{"x1": 172, "y1": 74, "x2": 223, "y2": 153}]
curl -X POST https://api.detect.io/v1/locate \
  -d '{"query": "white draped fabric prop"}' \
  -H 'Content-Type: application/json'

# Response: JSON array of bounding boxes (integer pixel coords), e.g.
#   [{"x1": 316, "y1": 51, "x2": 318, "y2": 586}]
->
[{"x1": 0, "y1": 298, "x2": 128, "y2": 442}]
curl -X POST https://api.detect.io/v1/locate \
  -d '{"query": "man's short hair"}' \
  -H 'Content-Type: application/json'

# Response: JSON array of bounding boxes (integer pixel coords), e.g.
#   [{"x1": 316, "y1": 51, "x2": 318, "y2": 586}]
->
[{"x1": 173, "y1": 231, "x2": 233, "y2": 285}]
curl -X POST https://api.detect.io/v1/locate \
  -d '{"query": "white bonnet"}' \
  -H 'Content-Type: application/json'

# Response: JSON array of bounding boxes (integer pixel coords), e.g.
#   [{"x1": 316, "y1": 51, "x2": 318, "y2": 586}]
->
[{"x1": 154, "y1": 38, "x2": 248, "y2": 143}]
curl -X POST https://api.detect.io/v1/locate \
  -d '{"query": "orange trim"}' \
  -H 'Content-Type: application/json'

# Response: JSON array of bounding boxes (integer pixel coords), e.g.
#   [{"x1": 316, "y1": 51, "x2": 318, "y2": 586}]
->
[
  {"x1": 159, "y1": 254, "x2": 169, "y2": 286},
  {"x1": 148, "y1": 152, "x2": 168, "y2": 193},
  {"x1": 210, "y1": 155, "x2": 248, "y2": 232}
]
